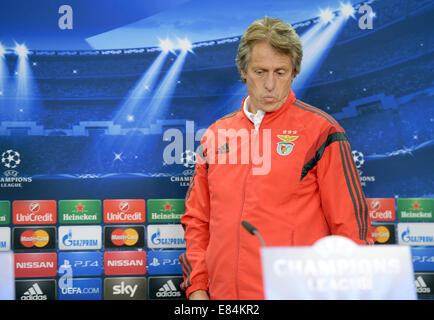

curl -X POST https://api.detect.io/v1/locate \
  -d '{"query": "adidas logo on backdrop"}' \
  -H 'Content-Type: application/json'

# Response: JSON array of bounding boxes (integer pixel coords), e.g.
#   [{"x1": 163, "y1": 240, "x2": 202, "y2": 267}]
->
[
  {"x1": 156, "y1": 279, "x2": 181, "y2": 298},
  {"x1": 21, "y1": 283, "x2": 47, "y2": 300},
  {"x1": 415, "y1": 276, "x2": 431, "y2": 294}
]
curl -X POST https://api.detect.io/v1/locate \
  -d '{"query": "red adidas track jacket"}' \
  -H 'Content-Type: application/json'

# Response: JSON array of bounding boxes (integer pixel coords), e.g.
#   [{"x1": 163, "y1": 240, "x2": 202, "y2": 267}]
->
[{"x1": 180, "y1": 90, "x2": 374, "y2": 300}]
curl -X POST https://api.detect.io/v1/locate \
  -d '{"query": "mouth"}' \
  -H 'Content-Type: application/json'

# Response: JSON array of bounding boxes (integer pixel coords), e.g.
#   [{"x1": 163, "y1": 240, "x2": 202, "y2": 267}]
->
[{"x1": 263, "y1": 96, "x2": 276, "y2": 103}]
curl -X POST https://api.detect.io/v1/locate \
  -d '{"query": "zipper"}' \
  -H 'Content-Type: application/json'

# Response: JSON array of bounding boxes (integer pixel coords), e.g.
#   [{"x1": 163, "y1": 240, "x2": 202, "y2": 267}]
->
[{"x1": 234, "y1": 122, "x2": 260, "y2": 299}]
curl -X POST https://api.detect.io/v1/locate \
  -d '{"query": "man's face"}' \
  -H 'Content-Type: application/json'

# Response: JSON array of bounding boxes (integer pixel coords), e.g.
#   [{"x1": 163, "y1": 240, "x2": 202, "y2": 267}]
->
[{"x1": 241, "y1": 40, "x2": 295, "y2": 114}]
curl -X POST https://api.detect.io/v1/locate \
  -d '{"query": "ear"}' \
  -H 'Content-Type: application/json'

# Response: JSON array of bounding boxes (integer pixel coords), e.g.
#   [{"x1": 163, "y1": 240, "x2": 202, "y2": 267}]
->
[{"x1": 241, "y1": 70, "x2": 247, "y2": 83}]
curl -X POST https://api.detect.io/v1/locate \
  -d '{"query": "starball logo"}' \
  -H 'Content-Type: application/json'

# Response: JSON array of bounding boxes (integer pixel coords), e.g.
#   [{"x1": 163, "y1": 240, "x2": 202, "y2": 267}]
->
[{"x1": 0, "y1": 149, "x2": 32, "y2": 188}]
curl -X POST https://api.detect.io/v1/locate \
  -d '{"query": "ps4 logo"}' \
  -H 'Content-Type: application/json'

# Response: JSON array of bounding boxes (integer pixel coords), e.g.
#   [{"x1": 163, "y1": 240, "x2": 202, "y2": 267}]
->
[
  {"x1": 147, "y1": 250, "x2": 184, "y2": 275},
  {"x1": 58, "y1": 252, "x2": 102, "y2": 277},
  {"x1": 149, "y1": 257, "x2": 179, "y2": 267}
]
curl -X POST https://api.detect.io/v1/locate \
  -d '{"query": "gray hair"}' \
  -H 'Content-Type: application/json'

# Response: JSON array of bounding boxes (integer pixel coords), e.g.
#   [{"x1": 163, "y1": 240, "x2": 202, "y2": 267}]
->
[{"x1": 236, "y1": 16, "x2": 303, "y2": 82}]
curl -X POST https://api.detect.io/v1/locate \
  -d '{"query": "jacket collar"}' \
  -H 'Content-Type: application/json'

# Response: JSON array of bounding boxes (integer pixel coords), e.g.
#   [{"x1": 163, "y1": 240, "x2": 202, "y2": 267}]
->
[{"x1": 240, "y1": 89, "x2": 296, "y2": 124}]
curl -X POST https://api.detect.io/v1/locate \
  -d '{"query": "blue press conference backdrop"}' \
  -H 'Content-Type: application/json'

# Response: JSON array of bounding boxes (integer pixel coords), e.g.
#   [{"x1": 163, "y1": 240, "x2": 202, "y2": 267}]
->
[{"x1": 0, "y1": 0, "x2": 433, "y2": 300}]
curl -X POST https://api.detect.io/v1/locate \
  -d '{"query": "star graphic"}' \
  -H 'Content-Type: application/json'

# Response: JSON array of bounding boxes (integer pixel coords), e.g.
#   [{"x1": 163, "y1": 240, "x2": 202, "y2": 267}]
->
[
  {"x1": 75, "y1": 203, "x2": 85, "y2": 212},
  {"x1": 163, "y1": 202, "x2": 173, "y2": 212},
  {"x1": 113, "y1": 152, "x2": 123, "y2": 161},
  {"x1": 412, "y1": 202, "x2": 421, "y2": 210}
]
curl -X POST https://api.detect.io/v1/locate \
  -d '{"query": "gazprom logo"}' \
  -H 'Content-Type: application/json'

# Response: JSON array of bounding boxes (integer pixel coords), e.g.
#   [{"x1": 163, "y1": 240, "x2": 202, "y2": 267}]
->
[
  {"x1": 398, "y1": 224, "x2": 434, "y2": 245},
  {"x1": 401, "y1": 227, "x2": 410, "y2": 242},
  {"x1": 58, "y1": 226, "x2": 101, "y2": 250},
  {"x1": 62, "y1": 229, "x2": 73, "y2": 246},
  {"x1": 147, "y1": 225, "x2": 185, "y2": 249},
  {"x1": 151, "y1": 229, "x2": 161, "y2": 245}
]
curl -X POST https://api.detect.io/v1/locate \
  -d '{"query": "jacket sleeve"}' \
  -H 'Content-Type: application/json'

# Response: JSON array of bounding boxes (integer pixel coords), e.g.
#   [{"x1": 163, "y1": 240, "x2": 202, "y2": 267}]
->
[
  {"x1": 179, "y1": 139, "x2": 211, "y2": 298},
  {"x1": 317, "y1": 125, "x2": 374, "y2": 245}
]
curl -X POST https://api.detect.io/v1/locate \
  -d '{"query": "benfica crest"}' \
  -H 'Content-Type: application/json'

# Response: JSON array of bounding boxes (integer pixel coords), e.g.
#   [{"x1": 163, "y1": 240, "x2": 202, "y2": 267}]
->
[{"x1": 277, "y1": 134, "x2": 298, "y2": 156}]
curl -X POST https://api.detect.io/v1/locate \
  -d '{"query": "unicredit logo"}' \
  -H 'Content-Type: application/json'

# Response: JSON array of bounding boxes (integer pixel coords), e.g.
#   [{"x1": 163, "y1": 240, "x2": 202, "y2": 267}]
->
[
  {"x1": 13, "y1": 200, "x2": 57, "y2": 224},
  {"x1": 15, "y1": 212, "x2": 54, "y2": 223},
  {"x1": 103, "y1": 199, "x2": 145, "y2": 223},
  {"x1": 29, "y1": 202, "x2": 40, "y2": 212},
  {"x1": 105, "y1": 212, "x2": 143, "y2": 222},
  {"x1": 370, "y1": 210, "x2": 393, "y2": 219},
  {"x1": 119, "y1": 201, "x2": 129, "y2": 212}
]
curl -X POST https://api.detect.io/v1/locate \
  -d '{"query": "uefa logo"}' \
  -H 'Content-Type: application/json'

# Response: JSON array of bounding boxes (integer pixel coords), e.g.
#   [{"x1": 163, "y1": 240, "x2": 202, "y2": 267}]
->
[
  {"x1": 1, "y1": 149, "x2": 21, "y2": 169},
  {"x1": 351, "y1": 149, "x2": 375, "y2": 186},
  {"x1": 0, "y1": 149, "x2": 32, "y2": 188}
]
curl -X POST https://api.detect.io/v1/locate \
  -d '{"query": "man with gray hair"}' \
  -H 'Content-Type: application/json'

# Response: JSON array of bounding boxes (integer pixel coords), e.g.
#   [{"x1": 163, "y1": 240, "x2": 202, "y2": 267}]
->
[{"x1": 180, "y1": 16, "x2": 373, "y2": 300}]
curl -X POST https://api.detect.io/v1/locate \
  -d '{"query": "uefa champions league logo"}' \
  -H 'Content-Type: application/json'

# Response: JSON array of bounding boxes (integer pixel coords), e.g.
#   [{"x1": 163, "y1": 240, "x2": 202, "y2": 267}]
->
[
  {"x1": 0, "y1": 149, "x2": 32, "y2": 187},
  {"x1": 168, "y1": 149, "x2": 196, "y2": 187},
  {"x1": 1, "y1": 149, "x2": 21, "y2": 170},
  {"x1": 351, "y1": 150, "x2": 364, "y2": 170},
  {"x1": 180, "y1": 150, "x2": 196, "y2": 169},
  {"x1": 351, "y1": 150, "x2": 375, "y2": 186}
]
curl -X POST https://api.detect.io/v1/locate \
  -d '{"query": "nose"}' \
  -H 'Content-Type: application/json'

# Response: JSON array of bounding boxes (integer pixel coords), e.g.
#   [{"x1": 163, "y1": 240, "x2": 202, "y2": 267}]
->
[{"x1": 264, "y1": 73, "x2": 276, "y2": 92}]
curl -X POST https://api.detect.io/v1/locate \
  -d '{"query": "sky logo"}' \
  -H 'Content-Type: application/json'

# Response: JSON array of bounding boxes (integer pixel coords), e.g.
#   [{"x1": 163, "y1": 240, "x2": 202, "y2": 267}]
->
[
  {"x1": 58, "y1": 252, "x2": 102, "y2": 276},
  {"x1": 147, "y1": 250, "x2": 184, "y2": 275},
  {"x1": 58, "y1": 278, "x2": 102, "y2": 300}
]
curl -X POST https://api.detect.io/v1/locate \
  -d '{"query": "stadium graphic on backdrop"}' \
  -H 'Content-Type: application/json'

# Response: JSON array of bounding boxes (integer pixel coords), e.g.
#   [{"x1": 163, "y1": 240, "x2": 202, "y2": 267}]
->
[{"x1": 0, "y1": 0, "x2": 433, "y2": 201}]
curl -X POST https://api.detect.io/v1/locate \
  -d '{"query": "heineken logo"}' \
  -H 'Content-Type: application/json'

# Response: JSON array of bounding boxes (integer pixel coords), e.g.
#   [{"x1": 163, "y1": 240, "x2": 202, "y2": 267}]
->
[
  {"x1": 59, "y1": 200, "x2": 101, "y2": 224},
  {"x1": 147, "y1": 199, "x2": 184, "y2": 223},
  {"x1": 398, "y1": 198, "x2": 434, "y2": 221},
  {"x1": 0, "y1": 201, "x2": 11, "y2": 225},
  {"x1": 163, "y1": 202, "x2": 173, "y2": 211}
]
